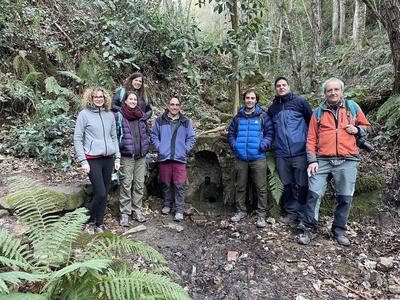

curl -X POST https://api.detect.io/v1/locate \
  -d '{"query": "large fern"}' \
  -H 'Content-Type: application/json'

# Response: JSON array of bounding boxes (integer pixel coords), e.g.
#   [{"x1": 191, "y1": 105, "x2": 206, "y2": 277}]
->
[
  {"x1": 376, "y1": 94, "x2": 400, "y2": 129},
  {"x1": 266, "y1": 155, "x2": 283, "y2": 204},
  {"x1": 1, "y1": 177, "x2": 191, "y2": 299}
]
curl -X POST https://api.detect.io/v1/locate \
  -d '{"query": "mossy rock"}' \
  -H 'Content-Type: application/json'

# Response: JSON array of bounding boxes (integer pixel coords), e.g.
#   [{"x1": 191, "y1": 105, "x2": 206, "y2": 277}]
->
[
  {"x1": 354, "y1": 175, "x2": 385, "y2": 195},
  {"x1": 0, "y1": 185, "x2": 86, "y2": 212},
  {"x1": 319, "y1": 190, "x2": 382, "y2": 221}
]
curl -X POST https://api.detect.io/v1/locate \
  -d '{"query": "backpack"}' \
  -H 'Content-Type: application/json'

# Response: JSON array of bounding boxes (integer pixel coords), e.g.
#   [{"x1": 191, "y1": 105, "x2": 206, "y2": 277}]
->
[
  {"x1": 315, "y1": 99, "x2": 358, "y2": 125},
  {"x1": 116, "y1": 112, "x2": 123, "y2": 143}
]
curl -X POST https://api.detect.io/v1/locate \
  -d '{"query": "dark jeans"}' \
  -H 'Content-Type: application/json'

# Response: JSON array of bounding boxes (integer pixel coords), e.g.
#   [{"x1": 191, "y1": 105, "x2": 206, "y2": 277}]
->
[
  {"x1": 88, "y1": 157, "x2": 113, "y2": 226},
  {"x1": 276, "y1": 155, "x2": 308, "y2": 220},
  {"x1": 159, "y1": 160, "x2": 187, "y2": 213},
  {"x1": 234, "y1": 158, "x2": 268, "y2": 217}
]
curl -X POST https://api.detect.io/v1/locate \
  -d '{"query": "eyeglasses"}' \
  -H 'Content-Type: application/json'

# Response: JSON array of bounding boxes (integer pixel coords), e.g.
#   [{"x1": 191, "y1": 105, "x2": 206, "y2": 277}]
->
[{"x1": 93, "y1": 96, "x2": 104, "y2": 99}]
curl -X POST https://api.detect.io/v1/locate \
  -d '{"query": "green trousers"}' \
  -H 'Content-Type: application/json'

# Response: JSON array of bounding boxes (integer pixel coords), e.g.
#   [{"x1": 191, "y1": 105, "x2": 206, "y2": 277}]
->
[
  {"x1": 234, "y1": 158, "x2": 268, "y2": 217},
  {"x1": 119, "y1": 156, "x2": 146, "y2": 215}
]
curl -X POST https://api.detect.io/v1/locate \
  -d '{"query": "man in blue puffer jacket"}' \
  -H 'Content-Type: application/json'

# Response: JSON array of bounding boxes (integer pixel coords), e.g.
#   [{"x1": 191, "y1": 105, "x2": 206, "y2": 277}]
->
[
  {"x1": 228, "y1": 88, "x2": 274, "y2": 228},
  {"x1": 267, "y1": 77, "x2": 313, "y2": 225}
]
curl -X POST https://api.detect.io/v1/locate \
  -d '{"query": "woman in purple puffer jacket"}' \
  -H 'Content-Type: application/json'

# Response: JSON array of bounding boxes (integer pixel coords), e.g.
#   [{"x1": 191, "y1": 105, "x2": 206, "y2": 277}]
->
[{"x1": 115, "y1": 91, "x2": 150, "y2": 227}]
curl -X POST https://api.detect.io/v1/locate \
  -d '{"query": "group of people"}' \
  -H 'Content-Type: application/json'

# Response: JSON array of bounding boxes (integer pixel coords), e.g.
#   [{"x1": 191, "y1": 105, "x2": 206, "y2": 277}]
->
[
  {"x1": 228, "y1": 77, "x2": 370, "y2": 246},
  {"x1": 73, "y1": 73, "x2": 195, "y2": 234},
  {"x1": 73, "y1": 73, "x2": 371, "y2": 247}
]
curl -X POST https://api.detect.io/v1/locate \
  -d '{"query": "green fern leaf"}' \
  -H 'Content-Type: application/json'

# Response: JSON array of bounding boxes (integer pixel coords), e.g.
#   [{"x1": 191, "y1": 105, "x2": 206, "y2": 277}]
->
[
  {"x1": 266, "y1": 155, "x2": 283, "y2": 204},
  {"x1": 96, "y1": 269, "x2": 191, "y2": 300},
  {"x1": 0, "y1": 271, "x2": 46, "y2": 294},
  {"x1": 0, "y1": 229, "x2": 32, "y2": 270},
  {"x1": 86, "y1": 235, "x2": 165, "y2": 264},
  {"x1": 57, "y1": 70, "x2": 82, "y2": 83},
  {"x1": 376, "y1": 94, "x2": 400, "y2": 129},
  {"x1": 33, "y1": 208, "x2": 89, "y2": 266}
]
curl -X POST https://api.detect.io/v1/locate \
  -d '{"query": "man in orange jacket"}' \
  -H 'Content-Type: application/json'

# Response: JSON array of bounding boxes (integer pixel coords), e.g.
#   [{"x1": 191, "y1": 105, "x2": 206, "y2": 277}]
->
[{"x1": 298, "y1": 77, "x2": 371, "y2": 246}]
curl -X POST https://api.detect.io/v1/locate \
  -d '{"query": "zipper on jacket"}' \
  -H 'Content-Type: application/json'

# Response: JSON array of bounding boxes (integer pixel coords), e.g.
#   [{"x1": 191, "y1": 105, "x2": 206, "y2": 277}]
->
[
  {"x1": 99, "y1": 108, "x2": 108, "y2": 155},
  {"x1": 334, "y1": 109, "x2": 339, "y2": 157},
  {"x1": 282, "y1": 103, "x2": 292, "y2": 156}
]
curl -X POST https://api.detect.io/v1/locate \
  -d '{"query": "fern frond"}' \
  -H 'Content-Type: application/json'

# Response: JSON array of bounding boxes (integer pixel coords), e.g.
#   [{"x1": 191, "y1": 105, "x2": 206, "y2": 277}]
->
[
  {"x1": 33, "y1": 208, "x2": 89, "y2": 266},
  {"x1": 149, "y1": 266, "x2": 179, "y2": 280},
  {"x1": 0, "y1": 293, "x2": 48, "y2": 300},
  {"x1": 44, "y1": 76, "x2": 75, "y2": 96},
  {"x1": 0, "y1": 229, "x2": 32, "y2": 270},
  {"x1": 6, "y1": 176, "x2": 41, "y2": 193},
  {"x1": 57, "y1": 70, "x2": 82, "y2": 83},
  {"x1": 13, "y1": 189, "x2": 60, "y2": 243},
  {"x1": 0, "y1": 271, "x2": 45, "y2": 294},
  {"x1": 376, "y1": 94, "x2": 400, "y2": 129},
  {"x1": 96, "y1": 269, "x2": 191, "y2": 300},
  {"x1": 86, "y1": 235, "x2": 165, "y2": 264},
  {"x1": 43, "y1": 259, "x2": 111, "y2": 297},
  {"x1": 266, "y1": 155, "x2": 283, "y2": 204}
]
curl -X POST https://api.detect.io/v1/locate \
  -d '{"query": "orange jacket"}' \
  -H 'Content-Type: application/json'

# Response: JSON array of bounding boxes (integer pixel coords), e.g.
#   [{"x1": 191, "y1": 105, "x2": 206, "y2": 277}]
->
[{"x1": 306, "y1": 100, "x2": 371, "y2": 163}]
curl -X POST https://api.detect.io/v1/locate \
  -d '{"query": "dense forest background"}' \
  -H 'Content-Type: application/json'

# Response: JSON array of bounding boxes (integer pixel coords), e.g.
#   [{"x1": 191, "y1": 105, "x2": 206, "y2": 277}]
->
[{"x1": 0, "y1": 0, "x2": 399, "y2": 170}]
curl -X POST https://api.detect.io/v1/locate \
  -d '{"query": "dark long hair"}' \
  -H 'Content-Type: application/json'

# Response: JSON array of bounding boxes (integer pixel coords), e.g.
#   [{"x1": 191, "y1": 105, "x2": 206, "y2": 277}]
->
[{"x1": 124, "y1": 72, "x2": 145, "y2": 101}]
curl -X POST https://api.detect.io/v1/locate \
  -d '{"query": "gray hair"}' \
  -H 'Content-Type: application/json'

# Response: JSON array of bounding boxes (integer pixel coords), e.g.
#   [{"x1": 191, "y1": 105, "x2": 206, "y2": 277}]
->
[{"x1": 322, "y1": 77, "x2": 345, "y2": 94}]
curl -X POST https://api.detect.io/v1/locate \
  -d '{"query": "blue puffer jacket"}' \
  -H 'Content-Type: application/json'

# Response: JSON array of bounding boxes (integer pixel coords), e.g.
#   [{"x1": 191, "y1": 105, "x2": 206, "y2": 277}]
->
[
  {"x1": 228, "y1": 105, "x2": 274, "y2": 161},
  {"x1": 267, "y1": 92, "x2": 312, "y2": 157},
  {"x1": 150, "y1": 111, "x2": 196, "y2": 163}
]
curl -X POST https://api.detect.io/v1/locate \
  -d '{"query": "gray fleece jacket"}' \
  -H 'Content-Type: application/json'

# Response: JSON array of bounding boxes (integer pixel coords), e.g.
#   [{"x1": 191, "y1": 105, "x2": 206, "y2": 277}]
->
[{"x1": 74, "y1": 107, "x2": 120, "y2": 166}]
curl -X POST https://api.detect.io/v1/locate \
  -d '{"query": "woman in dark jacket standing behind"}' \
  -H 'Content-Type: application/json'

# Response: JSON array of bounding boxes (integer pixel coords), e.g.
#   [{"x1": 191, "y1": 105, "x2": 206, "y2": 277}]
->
[
  {"x1": 116, "y1": 91, "x2": 150, "y2": 226},
  {"x1": 74, "y1": 87, "x2": 120, "y2": 234},
  {"x1": 111, "y1": 72, "x2": 152, "y2": 121}
]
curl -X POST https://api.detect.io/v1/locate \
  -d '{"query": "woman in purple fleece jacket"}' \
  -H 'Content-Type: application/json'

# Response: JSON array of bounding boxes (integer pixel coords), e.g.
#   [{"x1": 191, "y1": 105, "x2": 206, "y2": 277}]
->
[{"x1": 116, "y1": 91, "x2": 151, "y2": 227}]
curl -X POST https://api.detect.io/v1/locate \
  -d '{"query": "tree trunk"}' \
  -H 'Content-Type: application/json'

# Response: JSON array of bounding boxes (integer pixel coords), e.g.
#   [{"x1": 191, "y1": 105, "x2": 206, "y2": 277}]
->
[
  {"x1": 332, "y1": 0, "x2": 339, "y2": 45},
  {"x1": 310, "y1": 0, "x2": 322, "y2": 92},
  {"x1": 353, "y1": 0, "x2": 366, "y2": 50},
  {"x1": 227, "y1": 0, "x2": 240, "y2": 114},
  {"x1": 339, "y1": 0, "x2": 346, "y2": 43},
  {"x1": 361, "y1": 0, "x2": 400, "y2": 93},
  {"x1": 278, "y1": 0, "x2": 304, "y2": 93}
]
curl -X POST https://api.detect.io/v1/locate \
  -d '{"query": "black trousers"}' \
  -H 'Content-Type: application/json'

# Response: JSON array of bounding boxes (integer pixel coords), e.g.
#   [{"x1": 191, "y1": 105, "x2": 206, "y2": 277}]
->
[{"x1": 88, "y1": 157, "x2": 113, "y2": 226}]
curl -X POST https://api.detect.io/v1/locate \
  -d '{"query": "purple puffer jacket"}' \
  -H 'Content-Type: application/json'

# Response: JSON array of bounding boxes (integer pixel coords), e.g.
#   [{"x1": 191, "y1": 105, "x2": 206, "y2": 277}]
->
[{"x1": 115, "y1": 113, "x2": 150, "y2": 158}]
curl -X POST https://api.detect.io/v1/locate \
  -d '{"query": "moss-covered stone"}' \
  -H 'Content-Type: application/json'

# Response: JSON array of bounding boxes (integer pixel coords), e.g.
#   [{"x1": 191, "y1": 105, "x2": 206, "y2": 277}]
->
[
  {"x1": 0, "y1": 185, "x2": 86, "y2": 212},
  {"x1": 355, "y1": 175, "x2": 385, "y2": 195}
]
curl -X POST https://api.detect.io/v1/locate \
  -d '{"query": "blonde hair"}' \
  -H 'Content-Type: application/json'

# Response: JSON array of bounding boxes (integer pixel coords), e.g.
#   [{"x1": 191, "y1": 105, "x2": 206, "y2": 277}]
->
[{"x1": 81, "y1": 86, "x2": 111, "y2": 111}]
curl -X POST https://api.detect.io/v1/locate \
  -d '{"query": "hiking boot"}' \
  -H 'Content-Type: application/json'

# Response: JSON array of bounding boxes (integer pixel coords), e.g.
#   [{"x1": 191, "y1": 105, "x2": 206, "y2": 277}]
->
[
  {"x1": 296, "y1": 221, "x2": 306, "y2": 231},
  {"x1": 230, "y1": 211, "x2": 247, "y2": 222},
  {"x1": 120, "y1": 214, "x2": 129, "y2": 227},
  {"x1": 84, "y1": 222, "x2": 95, "y2": 235},
  {"x1": 256, "y1": 216, "x2": 266, "y2": 228},
  {"x1": 174, "y1": 212, "x2": 184, "y2": 222},
  {"x1": 297, "y1": 230, "x2": 317, "y2": 245},
  {"x1": 336, "y1": 235, "x2": 350, "y2": 246},
  {"x1": 133, "y1": 210, "x2": 147, "y2": 223},
  {"x1": 161, "y1": 206, "x2": 171, "y2": 215},
  {"x1": 278, "y1": 215, "x2": 297, "y2": 225},
  {"x1": 95, "y1": 225, "x2": 106, "y2": 233}
]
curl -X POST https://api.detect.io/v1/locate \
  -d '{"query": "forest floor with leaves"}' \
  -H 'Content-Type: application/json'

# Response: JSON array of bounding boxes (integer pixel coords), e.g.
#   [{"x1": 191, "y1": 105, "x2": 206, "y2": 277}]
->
[{"x1": 0, "y1": 156, "x2": 399, "y2": 300}]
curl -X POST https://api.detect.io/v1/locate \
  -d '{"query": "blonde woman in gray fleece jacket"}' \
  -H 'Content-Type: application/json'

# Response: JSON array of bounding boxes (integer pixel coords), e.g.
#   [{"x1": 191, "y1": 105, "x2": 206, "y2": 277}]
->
[{"x1": 74, "y1": 87, "x2": 121, "y2": 234}]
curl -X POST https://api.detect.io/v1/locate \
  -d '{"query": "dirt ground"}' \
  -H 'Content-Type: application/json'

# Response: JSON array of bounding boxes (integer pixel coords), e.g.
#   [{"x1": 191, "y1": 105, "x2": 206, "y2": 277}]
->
[{"x1": 1, "y1": 156, "x2": 400, "y2": 300}]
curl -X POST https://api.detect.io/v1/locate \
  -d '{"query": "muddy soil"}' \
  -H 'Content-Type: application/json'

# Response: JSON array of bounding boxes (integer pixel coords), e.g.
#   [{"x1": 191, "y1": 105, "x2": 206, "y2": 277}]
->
[{"x1": 1, "y1": 156, "x2": 399, "y2": 299}]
